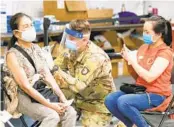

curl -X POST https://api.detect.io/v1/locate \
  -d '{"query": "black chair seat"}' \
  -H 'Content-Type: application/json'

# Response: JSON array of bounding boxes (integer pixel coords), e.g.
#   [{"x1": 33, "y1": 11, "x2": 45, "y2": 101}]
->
[{"x1": 107, "y1": 53, "x2": 122, "y2": 59}]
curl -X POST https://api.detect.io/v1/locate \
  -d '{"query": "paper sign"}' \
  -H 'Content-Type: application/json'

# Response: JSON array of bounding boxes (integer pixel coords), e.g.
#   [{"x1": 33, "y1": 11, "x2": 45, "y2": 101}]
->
[
  {"x1": 64, "y1": 99, "x2": 74, "y2": 106},
  {"x1": 57, "y1": 0, "x2": 65, "y2": 9}
]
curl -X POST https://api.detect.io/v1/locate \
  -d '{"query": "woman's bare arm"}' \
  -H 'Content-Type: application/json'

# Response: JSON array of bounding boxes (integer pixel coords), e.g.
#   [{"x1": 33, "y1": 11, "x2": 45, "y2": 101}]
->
[{"x1": 6, "y1": 52, "x2": 63, "y2": 113}]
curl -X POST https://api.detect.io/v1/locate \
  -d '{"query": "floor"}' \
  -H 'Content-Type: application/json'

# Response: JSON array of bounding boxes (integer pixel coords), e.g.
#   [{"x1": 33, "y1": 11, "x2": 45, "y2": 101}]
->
[{"x1": 4, "y1": 76, "x2": 174, "y2": 127}]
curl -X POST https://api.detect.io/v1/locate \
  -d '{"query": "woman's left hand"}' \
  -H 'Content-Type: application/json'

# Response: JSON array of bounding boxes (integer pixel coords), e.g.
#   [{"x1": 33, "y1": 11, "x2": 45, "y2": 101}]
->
[
  {"x1": 121, "y1": 45, "x2": 133, "y2": 64},
  {"x1": 121, "y1": 49, "x2": 129, "y2": 62}
]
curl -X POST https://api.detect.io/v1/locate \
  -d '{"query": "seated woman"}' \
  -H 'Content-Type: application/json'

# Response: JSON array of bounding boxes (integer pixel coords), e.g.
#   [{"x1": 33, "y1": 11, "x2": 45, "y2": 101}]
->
[
  {"x1": 105, "y1": 15, "x2": 173, "y2": 127},
  {"x1": 4, "y1": 13, "x2": 76, "y2": 127}
]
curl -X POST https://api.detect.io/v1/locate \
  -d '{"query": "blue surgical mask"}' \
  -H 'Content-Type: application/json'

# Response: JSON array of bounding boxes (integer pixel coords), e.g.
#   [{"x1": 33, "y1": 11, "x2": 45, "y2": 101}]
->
[
  {"x1": 65, "y1": 39, "x2": 78, "y2": 51},
  {"x1": 143, "y1": 33, "x2": 153, "y2": 44}
]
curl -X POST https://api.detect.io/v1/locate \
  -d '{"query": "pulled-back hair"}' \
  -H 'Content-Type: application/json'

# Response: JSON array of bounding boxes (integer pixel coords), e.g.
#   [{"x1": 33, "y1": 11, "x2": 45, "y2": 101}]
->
[
  {"x1": 147, "y1": 15, "x2": 172, "y2": 46},
  {"x1": 9, "y1": 12, "x2": 31, "y2": 49}
]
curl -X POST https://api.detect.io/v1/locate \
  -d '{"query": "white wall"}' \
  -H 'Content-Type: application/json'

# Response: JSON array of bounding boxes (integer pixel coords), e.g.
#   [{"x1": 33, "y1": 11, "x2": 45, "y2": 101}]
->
[
  {"x1": 85, "y1": 0, "x2": 144, "y2": 15},
  {"x1": 144, "y1": 1, "x2": 174, "y2": 20},
  {"x1": 2, "y1": 0, "x2": 174, "y2": 20},
  {"x1": 3, "y1": 0, "x2": 43, "y2": 18}
]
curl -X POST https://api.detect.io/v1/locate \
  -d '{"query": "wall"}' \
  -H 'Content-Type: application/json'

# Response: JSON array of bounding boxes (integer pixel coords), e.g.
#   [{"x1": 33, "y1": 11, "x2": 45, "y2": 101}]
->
[
  {"x1": 144, "y1": 1, "x2": 174, "y2": 19},
  {"x1": 1, "y1": 0, "x2": 174, "y2": 20},
  {"x1": 2, "y1": 0, "x2": 43, "y2": 18},
  {"x1": 85, "y1": 0, "x2": 144, "y2": 15}
]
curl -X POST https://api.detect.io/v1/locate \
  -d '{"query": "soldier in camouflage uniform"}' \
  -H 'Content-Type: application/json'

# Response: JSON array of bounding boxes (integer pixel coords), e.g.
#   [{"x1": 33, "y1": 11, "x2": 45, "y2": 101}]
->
[{"x1": 54, "y1": 19, "x2": 116, "y2": 127}]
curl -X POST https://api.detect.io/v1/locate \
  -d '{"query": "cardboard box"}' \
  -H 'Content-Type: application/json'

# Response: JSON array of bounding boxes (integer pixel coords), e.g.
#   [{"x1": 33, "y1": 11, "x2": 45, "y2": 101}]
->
[
  {"x1": 103, "y1": 31, "x2": 122, "y2": 52},
  {"x1": 37, "y1": 41, "x2": 60, "y2": 58},
  {"x1": 43, "y1": 1, "x2": 113, "y2": 22},
  {"x1": 1, "y1": 46, "x2": 8, "y2": 57},
  {"x1": 87, "y1": 9, "x2": 113, "y2": 26},
  {"x1": 111, "y1": 59, "x2": 123, "y2": 78},
  {"x1": 87, "y1": 9, "x2": 113, "y2": 19},
  {"x1": 43, "y1": 0, "x2": 88, "y2": 21},
  {"x1": 65, "y1": 1, "x2": 87, "y2": 12}
]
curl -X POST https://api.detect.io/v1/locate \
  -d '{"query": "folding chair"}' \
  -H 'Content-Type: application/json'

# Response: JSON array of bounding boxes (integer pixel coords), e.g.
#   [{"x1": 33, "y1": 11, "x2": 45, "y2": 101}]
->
[
  {"x1": 0, "y1": 63, "x2": 41, "y2": 127},
  {"x1": 141, "y1": 66, "x2": 174, "y2": 127}
]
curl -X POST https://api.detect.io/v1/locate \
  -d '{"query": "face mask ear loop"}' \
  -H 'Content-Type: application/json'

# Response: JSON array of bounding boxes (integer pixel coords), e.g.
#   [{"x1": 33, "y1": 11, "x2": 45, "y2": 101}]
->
[
  {"x1": 13, "y1": 29, "x2": 22, "y2": 40},
  {"x1": 152, "y1": 34, "x2": 161, "y2": 43},
  {"x1": 151, "y1": 34, "x2": 154, "y2": 43},
  {"x1": 13, "y1": 29, "x2": 23, "y2": 35}
]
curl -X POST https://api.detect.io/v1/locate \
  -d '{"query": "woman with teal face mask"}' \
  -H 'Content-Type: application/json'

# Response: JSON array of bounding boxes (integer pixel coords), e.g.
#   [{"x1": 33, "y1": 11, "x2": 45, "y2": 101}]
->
[
  {"x1": 142, "y1": 16, "x2": 172, "y2": 46},
  {"x1": 105, "y1": 15, "x2": 173, "y2": 127},
  {"x1": 143, "y1": 32, "x2": 161, "y2": 45}
]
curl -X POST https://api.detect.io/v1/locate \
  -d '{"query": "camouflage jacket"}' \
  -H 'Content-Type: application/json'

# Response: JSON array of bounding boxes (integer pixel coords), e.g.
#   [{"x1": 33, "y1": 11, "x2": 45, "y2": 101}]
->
[{"x1": 54, "y1": 41, "x2": 116, "y2": 113}]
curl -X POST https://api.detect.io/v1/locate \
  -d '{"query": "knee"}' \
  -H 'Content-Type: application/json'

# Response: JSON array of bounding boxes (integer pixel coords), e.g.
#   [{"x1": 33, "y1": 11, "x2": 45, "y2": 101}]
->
[
  {"x1": 66, "y1": 106, "x2": 77, "y2": 118},
  {"x1": 117, "y1": 96, "x2": 128, "y2": 111},
  {"x1": 105, "y1": 91, "x2": 123, "y2": 107},
  {"x1": 104, "y1": 93, "x2": 115, "y2": 106},
  {"x1": 47, "y1": 109, "x2": 60, "y2": 122}
]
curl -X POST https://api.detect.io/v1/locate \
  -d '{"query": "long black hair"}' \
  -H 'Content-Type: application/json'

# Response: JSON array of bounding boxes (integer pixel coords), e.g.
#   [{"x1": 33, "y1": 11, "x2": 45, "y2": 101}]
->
[
  {"x1": 8, "y1": 12, "x2": 31, "y2": 49},
  {"x1": 147, "y1": 15, "x2": 172, "y2": 46}
]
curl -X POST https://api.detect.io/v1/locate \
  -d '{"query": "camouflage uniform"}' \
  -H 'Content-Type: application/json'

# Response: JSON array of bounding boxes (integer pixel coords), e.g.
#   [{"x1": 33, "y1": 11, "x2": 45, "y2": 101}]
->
[
  {"x1": 115, "y1": 121, "x2": 127, "y2": 127},
  {"x1": 54, "y1": 41, "x2": 116, "y2": 127}
]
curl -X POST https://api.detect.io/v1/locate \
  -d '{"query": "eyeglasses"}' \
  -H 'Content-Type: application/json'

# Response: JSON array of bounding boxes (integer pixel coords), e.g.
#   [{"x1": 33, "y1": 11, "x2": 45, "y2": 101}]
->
[{"x1": 19, "y1": 23, "x2": 34, "y2": 30}]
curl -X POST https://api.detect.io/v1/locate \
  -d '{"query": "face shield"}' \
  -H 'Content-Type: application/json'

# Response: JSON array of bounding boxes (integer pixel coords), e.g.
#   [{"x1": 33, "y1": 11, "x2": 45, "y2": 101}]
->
[{"x1": 60, "y1": 24, "x2": 89, "y2": 51}]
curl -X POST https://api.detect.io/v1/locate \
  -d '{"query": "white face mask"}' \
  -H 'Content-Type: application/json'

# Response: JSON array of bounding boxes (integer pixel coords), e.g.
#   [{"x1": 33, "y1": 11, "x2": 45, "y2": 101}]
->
[{"x1": 19, "y1": 27, "x2": 36, "y2": 42}]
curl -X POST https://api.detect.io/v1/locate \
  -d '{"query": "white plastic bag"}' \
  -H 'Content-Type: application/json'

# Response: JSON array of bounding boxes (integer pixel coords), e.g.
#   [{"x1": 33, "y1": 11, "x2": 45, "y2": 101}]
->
[{"x1": 42, "y1": 46, "x2": 54, "y2": 70}]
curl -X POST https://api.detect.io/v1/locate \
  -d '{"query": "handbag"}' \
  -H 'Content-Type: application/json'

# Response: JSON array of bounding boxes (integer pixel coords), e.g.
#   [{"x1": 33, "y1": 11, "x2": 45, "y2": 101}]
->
[
  {"x1": 14, "y1": 45, "x2": 59, "y2": 103},
  {"x1": 120, "y1": 83, "x2": 146, "y2": 94}
]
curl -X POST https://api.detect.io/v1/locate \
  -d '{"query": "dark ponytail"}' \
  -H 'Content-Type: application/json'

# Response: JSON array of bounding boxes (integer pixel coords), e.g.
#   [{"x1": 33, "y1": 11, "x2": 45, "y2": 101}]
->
[
  {"x1": 163, "y1": 21, "x2": 172, "y2": 46},
  {"x1": 147, "y1": 15, "x2": 172, "y2": 46},
  {"x1": 8, "y1": 12, "x2": 31, "y2": 49},
  {"x1": 9, "y1": 36, "x2": 18, "y2": 50}
]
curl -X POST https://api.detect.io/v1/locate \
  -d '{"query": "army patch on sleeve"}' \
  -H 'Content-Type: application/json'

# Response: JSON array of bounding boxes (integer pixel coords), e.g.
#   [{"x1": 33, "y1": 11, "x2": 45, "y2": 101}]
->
[{"x1": 81, "y1": 67, "x2": 90, "y2": 75}]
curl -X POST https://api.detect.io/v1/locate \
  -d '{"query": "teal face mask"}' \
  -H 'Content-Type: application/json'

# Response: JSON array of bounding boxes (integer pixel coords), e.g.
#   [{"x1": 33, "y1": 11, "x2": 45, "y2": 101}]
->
[
  {"x1": 143, "y1": 33, "x2": 153, "y2": 44},
  {"x1": 65, "y1": 39, "x2": 78, "y2": 51}
]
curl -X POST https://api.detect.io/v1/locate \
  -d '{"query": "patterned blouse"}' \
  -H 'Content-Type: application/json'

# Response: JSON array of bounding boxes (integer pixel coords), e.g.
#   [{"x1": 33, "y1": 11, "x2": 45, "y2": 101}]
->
[
  {"x1": 4, "y1": 43, "x2": 49, "y2": 80},
  {"x1": 3, "y1": 43, "x2": 50, "y2": 118}
]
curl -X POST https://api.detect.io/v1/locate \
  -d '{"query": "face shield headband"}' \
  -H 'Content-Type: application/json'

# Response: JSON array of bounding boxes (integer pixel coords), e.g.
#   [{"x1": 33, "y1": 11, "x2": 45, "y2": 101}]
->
[
  {"x1": 60, "y1": 24, "x2": 90, "y2": 51},
  {"x1": 65, "y1": 27, "x2": 83, "y2": 39},
  {"x1": 60, "y1": 24, "x2": 83, "y2": 45}
]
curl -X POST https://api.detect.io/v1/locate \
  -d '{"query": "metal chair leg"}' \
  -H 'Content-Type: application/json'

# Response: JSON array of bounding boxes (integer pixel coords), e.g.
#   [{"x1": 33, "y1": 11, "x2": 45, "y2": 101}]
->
[
  {"x1": 30, "y1": 121, "x2": 41, "y2": 127},
  {"x1": 142, "y1": 115, "x2": 155, "y2": 127},
  {"x1": 20, "y1": 116, "x2": 28, "y2": 127},
  {"x1": 158, "y1": 95, "x2": 174, "y2": 127},
  {"x1": 20, "y1": 115, "x2": 42, "y2": 127}
]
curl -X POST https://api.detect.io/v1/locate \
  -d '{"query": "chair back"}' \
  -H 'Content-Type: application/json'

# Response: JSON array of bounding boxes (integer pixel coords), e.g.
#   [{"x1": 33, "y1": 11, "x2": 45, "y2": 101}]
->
[
  {"x1": 171, "y1": 66, "x2": 174, "y2": 84},
  {"x1": 171, "y1": 60, "x2": 174, "y2": 84}
]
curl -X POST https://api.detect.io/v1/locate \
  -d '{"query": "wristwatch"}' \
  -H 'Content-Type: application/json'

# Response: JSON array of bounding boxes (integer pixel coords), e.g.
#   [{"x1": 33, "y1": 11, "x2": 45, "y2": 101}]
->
[{"x1": 51, "y1": 65, "x2": 59, "y2": 74}]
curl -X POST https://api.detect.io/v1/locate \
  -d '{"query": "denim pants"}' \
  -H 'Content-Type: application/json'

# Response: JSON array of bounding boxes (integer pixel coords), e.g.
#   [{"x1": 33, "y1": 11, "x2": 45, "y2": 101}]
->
[{"x1": 104, "y1": 91, "x2": 165, "y2": 127}]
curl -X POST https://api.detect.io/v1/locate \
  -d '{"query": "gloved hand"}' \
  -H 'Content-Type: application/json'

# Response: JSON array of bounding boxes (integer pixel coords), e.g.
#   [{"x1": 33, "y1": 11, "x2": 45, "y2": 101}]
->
[{"x1": 54, "y1": 71, "x2": 68, "y2": 88}]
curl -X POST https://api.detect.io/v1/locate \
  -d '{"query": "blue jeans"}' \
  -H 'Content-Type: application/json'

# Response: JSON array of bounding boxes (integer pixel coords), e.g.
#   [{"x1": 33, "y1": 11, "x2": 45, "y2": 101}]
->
[{"x1": 104, "y1": 91, "x2": 165, "y2": 127}]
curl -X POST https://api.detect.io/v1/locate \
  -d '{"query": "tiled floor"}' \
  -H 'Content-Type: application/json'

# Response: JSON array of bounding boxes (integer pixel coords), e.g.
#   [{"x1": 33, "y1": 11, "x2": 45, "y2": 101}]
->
[{"x1": 4, "y1": 76, "x2": 174, "y2": 127}]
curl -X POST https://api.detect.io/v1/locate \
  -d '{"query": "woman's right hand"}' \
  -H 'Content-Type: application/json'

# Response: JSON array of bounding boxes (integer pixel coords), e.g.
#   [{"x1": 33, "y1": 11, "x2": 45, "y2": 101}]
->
[{"x1": 50, "y1": 102, "x2": 66, "y2": 115}]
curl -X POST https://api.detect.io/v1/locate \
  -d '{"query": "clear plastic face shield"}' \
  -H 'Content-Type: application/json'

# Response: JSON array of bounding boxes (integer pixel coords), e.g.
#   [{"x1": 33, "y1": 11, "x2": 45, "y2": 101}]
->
[{"x1": 60, "y1": 24, "x2": 89, "y2": 51}]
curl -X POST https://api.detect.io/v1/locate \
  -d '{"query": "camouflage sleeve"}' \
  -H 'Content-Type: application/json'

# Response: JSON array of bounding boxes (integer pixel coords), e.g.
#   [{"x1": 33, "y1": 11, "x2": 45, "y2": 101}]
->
[
  {"x1": 54, "y1": 45, "x2": 69, "y2": 70},
  {"x1": 58, "y1": 56, "x2": 106, "y2": 93}
]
